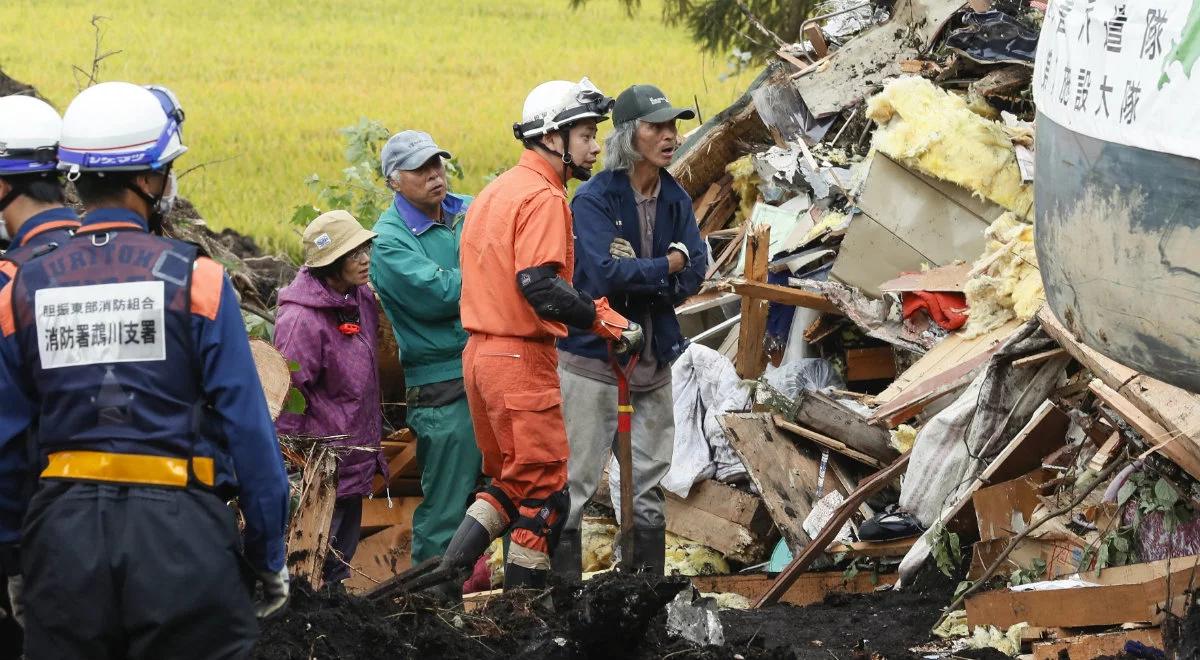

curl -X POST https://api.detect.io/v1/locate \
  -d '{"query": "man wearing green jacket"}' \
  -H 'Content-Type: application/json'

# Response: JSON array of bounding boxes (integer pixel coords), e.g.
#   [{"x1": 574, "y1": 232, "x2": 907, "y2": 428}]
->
[{"x1": 370, "y1": 130, "x2": 482, "y2": 563}]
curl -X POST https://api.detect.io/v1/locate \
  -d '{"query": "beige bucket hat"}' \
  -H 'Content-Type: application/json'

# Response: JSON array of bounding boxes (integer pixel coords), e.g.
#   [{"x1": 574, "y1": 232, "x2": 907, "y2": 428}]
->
[{"x1": 302, "y1": 210, "x2": 378, "y2": 268}]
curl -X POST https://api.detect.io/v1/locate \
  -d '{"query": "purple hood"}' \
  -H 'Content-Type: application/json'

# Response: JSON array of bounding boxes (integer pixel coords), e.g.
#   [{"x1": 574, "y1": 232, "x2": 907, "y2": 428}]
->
[{"x1": 274, "y1": 268, "x2": 385, "y2": 498}]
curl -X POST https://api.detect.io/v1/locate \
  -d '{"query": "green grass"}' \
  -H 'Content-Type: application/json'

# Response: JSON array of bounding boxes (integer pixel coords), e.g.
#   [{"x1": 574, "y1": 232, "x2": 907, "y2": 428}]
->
[{"x1": 0, "y1": 0, "x2": 755, "y2": 253}]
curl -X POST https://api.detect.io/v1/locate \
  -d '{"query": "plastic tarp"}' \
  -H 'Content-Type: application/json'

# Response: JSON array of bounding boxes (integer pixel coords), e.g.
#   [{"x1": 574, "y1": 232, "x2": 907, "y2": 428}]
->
[{"x1": 895, "y1": 319, "x2": 1068, "y2": 586}]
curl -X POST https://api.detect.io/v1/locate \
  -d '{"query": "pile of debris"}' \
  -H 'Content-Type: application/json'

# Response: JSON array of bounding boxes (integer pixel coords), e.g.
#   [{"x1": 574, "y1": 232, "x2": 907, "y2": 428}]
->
[{"x1": 267, "y1": 0, "x2": 1200, "y2": 654}]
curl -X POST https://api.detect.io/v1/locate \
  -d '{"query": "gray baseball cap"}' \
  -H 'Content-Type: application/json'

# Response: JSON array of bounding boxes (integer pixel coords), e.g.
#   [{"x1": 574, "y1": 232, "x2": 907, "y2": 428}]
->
[
  {"x1": 612, "y1": 84, "x2": 696, "y2": 126},
  {"x1": 380, "y1": 130, "x2": 452, "y2": 177}
]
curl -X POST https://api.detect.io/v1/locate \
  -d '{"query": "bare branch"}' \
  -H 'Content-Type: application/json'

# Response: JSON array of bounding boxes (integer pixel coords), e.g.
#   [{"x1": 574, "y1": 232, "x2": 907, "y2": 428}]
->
[
  {"x1": 177, "y1": 155, "x2": 240, "y2": 181},
  {"x1": 735, "y1": 0, "x2": 788, "y2": 48},
  {"x1": 72, "y1": 15, "x2": 122, "y2": 91}
]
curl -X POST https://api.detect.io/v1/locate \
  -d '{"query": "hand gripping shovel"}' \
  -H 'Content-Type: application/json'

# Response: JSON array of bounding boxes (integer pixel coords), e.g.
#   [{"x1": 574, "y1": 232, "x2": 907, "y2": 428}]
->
[{"x1": 609, "y1": 350, "x2": 639, "y2": 571}]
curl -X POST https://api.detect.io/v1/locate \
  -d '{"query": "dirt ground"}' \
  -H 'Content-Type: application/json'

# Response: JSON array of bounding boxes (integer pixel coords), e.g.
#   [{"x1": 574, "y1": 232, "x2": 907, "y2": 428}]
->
[
  {"x1": 720, "y1": 563, "x2": 958, "y2": 659},
  {"x1": 253, "y1": 563, "x2": 970, "y2": 660}
]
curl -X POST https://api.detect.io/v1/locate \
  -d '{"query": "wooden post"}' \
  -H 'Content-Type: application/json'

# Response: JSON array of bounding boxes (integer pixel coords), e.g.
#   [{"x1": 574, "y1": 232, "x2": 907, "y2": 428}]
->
[
  {"x1": 803, "y1": 25, "x2": 829, "y2": 59},
  {"x1": 735, "y1": 223, "x2": 771, "y2": 380},
  {"x1": 286, "y1": 445, "x2": 339, "y2": 590}
]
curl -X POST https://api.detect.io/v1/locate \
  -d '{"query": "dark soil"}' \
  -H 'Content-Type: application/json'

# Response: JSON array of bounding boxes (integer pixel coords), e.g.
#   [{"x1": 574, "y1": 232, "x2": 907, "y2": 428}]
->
[
  {"x1": 256, "y1": 572, "x2": 793, "y2": 660},
  {"x1": 720, "y1": 563, "x2": 958, "y2": 659},
  {"x1": 1164, "y1": 597, "x2": 1200, "y2": 659}
]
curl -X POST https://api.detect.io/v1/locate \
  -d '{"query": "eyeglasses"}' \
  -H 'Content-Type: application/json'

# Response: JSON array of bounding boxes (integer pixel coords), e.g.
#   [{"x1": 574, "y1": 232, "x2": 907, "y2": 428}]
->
[{"x1": 347, "y1": 242, "x2": 373, "y2": 262}]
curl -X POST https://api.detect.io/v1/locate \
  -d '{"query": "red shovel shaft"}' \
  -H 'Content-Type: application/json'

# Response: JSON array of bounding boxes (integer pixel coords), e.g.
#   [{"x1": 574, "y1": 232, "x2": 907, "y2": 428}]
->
[{"x1": 610, "y1": 352, "x2": 638, "y2": 571}]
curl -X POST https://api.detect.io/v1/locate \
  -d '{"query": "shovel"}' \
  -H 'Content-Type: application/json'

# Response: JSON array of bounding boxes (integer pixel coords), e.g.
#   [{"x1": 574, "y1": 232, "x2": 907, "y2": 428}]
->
[{"x1": 609, "y1": 350, "x2": 639, "y2": 571}]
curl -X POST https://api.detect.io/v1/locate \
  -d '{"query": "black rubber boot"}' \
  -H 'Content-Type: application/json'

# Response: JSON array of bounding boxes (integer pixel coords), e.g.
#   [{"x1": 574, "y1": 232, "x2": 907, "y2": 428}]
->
[
  {"x1": 504, "y1": 563, "x2": 548, "y2": 590},
  {"x1": 632, "y1": 527, "x2": 666, "y2": 577},
  {"x1": 550, "y1": 527, "x2": 582, "y2": 583},
  {"x1": 426, "y1": 516, "x2": 492, "y2": 602}
]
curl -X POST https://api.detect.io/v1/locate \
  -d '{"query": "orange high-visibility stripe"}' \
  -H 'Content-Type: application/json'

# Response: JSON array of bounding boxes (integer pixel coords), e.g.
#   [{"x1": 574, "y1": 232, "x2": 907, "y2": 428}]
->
[
  {"x1": 0, "y1": 282, "x2": 14, "y2": 337},
  {"x1": 75, "y1": 221, "x2": 143, "y2": 235},
  {"x1": 20, "y1": 220, "x2": 80, "y2": 245},
  {"x1": 190, "y1": 257, "x2": 223, "y2": 321},
  {"x1": 41, "y1": 451, "x2": 215, "y2": 487}
]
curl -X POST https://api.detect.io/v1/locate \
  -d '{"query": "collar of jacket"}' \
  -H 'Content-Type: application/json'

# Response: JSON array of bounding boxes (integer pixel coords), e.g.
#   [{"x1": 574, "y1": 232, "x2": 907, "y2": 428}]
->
[
  {"x1": 80, "y1": 208, "x2": 149, "y2": 232},
  {"x1": 516, "y1": 149, "x2": 568, "y2": 191},
  {"x1": 581, "y1": 167, "x2": 690, "y2": 205},
  {"x1": 392, "y1": 192, "x2": 467, "y2": 236},
  {"x1": 10, "y1": 206, "x2": 79, "y2": 246}
]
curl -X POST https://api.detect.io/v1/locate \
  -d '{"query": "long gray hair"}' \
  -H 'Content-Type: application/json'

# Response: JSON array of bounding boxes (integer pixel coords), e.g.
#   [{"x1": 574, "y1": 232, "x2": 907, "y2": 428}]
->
[{"x1": 603, "y1": 120, "x2": 643, "y2": 172}]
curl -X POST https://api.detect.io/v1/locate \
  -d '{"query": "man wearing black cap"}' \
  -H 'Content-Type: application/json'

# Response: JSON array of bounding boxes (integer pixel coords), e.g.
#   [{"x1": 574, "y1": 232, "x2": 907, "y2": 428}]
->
[{"x1": 554, "y1": 84, "x2": 707, "y2": 580}]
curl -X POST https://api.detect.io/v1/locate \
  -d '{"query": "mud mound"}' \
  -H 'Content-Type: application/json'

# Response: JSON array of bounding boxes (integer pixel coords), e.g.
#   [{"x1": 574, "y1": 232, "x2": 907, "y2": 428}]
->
[
  {"x1": 720, "y1": 563, "x2": 958, "y2": 659},
  {"x1": 256, "y1": 572, "x2": 701, "y2": 660}
]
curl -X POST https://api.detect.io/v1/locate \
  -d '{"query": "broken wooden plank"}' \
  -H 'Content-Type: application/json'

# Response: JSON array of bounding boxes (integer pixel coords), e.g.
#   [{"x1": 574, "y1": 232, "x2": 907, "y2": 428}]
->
[
  {"x1": 773, "y1": 416, "x2": 885, "y2": 469},
  {"x1": 720, "y1": 414, "x2": 852, "y2": 554},
  {"x1": 802, "y1": 24, "x2": 829, "y2": 59},
  {"x1": 690, "y1": 571, "x2": 896, "y2": 607},
  {"x1": 868, "y1": 348, "x2": 996, "y2": 428},
  {"x1": 1087, "y1": 431, "x2": 1124, "y2": 472},
  {"x1": 669, "y1": 479, "x2": 773, "y2": 533},
  {"x1": 965, "y1": 553, "x2": 1200, "y2": 629},
  {"x1": 372, "y1": 438, "x2": 420, "y2": 494},
  {"x1": 1039, "y1": 307, "x2": 1200, "y2": 481},
  {"x1": 757, "y1": 452, "x2": 911, "y2": 607},
  {"x1": 1013, "y1": 348, "x2": 1068, "y2": 369},
  {"x1": 972, "y1": 470, "x2": 1052, "y2": 543},
  {"x1": 347, "y1": 524, "x2": 415, "y2": 594},
  {"x1": 792, "y1": 390, "x2": 898, "y2": 463},
  {"x1": 726, "y1": 278, "x2": 842, "y2": 314},
  {"x1": 845, "y1": 346, "x2": 896, "y2": 382},
  {"x1": 878, "y1": 262, "x2": 972, "y2": 294},
  {"x1": 1089, "y1": 379, "x2": 1173, "y2": 448},
  {"x1": 736, "y1": 224, "x2": 772, "y2": 380},
  {"x1": 1031, "y1": 628, "x2": 1163, "y2": 660},
  {"x1": 875, "y1": 320, "x2": 1021, "y2": 404},
  {"x1": 828, "y1": 537, "x2": 916, "y2": 558},
  {"x1": 665, "y1": 494, "x2": 768, "y2": 563},
  {"x1": 360, "y1": 495, "x2": 421, "y2": 537},
  {"x1": 286, "y1": 445, "x2": 339, "y2": 590}
]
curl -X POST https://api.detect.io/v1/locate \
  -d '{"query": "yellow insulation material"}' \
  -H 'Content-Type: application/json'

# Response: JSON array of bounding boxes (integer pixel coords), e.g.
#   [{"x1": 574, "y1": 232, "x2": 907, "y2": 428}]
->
[
  {"x1": 890, "y1": 424, "x2": 917, "y2": 453},
  {"x1": 726, "y1": 156, "x2": 760, "y2": 226},
  {"x1": 867, "y1": 77, "x2": 1033, "y2": 218},
  {"x1": 963, "y1": 212, "x2": 1045, "y2": 337}
]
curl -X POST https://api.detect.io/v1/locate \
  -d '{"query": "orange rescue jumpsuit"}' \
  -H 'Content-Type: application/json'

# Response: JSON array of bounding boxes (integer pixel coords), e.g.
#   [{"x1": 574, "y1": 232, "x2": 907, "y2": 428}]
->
[{"x1": 460, "y1": 150, "x2": 620, "y2": 556}]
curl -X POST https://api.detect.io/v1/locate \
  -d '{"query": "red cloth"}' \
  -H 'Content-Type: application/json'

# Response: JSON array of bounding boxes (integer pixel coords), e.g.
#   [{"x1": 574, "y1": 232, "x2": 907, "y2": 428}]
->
[
  {"x1": 902, "y1": 291, "x2": 968, "y2": 331},
  {"x1": 462, "y1": 554, "x2": 493, "y2": 595}
]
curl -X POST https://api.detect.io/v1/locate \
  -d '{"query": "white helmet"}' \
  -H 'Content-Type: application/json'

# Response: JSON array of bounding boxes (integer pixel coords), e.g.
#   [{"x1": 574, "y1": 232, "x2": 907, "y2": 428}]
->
[
  {"x1": 58, "y1": 81, "x2": 186, "y2": 177},
  {"x1": 0, "y1": 95, "x2": 62, "y2": 175},
  {"x1": 512, "y1": 77, "x2": 614, "y2": 141}
]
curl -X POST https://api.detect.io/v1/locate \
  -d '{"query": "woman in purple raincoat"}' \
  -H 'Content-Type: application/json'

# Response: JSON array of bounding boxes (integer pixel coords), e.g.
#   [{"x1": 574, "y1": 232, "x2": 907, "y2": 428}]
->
[{"x1": 275, "y1": 209, "x2": 385, "y2": 587}]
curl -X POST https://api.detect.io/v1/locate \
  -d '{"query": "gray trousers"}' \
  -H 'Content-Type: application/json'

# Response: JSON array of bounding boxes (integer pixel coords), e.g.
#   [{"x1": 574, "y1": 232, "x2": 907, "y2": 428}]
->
[{"x1": 559, "y1": 367, "x2": 675, "y2": 531}]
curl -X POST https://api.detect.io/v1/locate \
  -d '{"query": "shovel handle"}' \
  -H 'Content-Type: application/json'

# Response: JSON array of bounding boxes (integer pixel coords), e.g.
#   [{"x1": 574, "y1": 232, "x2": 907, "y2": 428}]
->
[{"x1": 609, "y1": 351, "x2": 639, "y2": 570}]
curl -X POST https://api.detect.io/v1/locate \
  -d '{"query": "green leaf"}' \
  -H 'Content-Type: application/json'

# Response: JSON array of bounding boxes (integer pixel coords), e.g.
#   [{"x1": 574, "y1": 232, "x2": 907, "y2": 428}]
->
[
  {"x1": 953, "y1": 580, "x2": 974, "y2": 600},
  {"x1": 1112, "y1": 536, "x2": 1130, "y2": 553},
  {"x1": 1098, "y1": 544, "x2": 1111, "y2": 568},
  {"x1": 290, "y1": 204, "x2": 321, "y2": 227},
  {"x1": 1117, "y1": 480, "x2": 1137, "y2": 506},
  {"x1": 287, "y1": 359, "x2": 301, "y2": 373},
  {"x1": 1155, "y1": 478, "x2": 1179, "y2": 507},
  {"x1": 283, "y1": 387, "x2": 306, "y2": 415}
]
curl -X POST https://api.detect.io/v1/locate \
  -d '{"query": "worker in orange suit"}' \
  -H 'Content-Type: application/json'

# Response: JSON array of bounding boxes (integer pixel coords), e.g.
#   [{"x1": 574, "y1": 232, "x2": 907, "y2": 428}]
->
[{"x1": 433, "y1": 77, "x2": 644, "y2": 593}]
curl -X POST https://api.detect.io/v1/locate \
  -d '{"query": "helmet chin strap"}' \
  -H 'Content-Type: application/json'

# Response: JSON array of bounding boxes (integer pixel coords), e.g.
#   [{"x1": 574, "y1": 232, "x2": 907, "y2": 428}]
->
[
  {"x1": 536, "y1": 127, "x2": 591, "y2": 183},
  {"x1": 124, "y1": 165, "x2": 172, "y2": 235}
]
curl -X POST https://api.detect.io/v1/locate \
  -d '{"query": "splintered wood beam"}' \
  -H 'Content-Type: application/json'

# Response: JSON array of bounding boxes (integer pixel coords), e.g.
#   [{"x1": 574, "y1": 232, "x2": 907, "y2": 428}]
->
[
  {"x1": 1039, "y1": 307, "x2": 1200, "y2": 480},
  {"x1": 286, "y1": 445, "x2": 339, "y2": 590},
  {"x1": 735, "y1": 224, "x2": 771, "y2": 380},
  {"x1": 756, "y1": 452, "x2": 910, "y2": 608},
  {"x1": 726, "y1": 279, "x2": 842, "y2": 315}
]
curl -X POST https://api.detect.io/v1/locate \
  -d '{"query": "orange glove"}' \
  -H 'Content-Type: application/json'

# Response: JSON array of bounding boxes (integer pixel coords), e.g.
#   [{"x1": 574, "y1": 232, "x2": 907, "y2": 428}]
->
[{"x1": 591, "y1": 297, "x2": 629, "y2": 342}]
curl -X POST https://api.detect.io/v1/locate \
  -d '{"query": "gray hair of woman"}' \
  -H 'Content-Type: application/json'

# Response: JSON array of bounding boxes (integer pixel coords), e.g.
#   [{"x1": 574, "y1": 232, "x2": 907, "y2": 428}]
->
[{"x1": 603, "y1": 120, "x2": 643, "y2": 172}]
